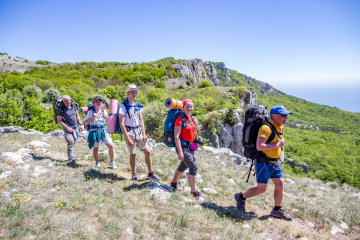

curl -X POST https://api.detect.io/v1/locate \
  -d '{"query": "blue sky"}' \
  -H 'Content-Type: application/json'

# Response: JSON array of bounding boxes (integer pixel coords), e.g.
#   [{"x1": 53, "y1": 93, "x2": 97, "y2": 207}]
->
[{"x1": 1, "y1": 0, "x2": 359, "y2": 110}]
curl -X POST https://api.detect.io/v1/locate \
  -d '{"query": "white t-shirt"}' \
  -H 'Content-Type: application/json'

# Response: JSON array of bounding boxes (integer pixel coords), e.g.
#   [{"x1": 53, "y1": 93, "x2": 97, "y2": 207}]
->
[
  {"x1": 84, "y1": 109, "x2": 107, "y2": 127},
  {"x1": 118, "y1": 103, "x2": 142, "y2": 127}
]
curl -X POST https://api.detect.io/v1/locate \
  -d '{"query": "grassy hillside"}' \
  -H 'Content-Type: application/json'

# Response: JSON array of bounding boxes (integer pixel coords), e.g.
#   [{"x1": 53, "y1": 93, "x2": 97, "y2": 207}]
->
[
  {"x1": 1, "y1": 56, "x2": 359, "y2": 189},
  {"x1": 0, "y1": 132, "x2": 359, "y2": 239}
]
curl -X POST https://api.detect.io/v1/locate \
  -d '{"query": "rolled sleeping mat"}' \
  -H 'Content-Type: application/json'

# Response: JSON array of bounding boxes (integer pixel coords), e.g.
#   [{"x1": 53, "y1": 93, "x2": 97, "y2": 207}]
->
[
  {"x1": 80, "y1": 107, "x2": 88, "y2": 114},
  {"x1": 107, "y1": 99, "x2": 119, "y2": 134},
  {"x1": 164, "y1": 98, "x2": 183, "y2": 110},
  {"x1": 80, "y1": 104, "x2": 106, "y2": 114}
]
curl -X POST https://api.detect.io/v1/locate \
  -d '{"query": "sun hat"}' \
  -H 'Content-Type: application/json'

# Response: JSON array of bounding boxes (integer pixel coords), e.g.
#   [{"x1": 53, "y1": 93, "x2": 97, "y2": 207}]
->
[{"x1": 126, "y1": 84, "x2": 138, "y2": 93}]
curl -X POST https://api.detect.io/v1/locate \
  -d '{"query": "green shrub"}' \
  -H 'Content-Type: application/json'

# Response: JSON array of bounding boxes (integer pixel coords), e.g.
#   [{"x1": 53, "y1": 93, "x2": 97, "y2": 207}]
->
[
  {"x1": 155, "y1": 78, "x2": 167, "y2": 89},
  {"x1": 22, "y1": 85, "x2": 42, "y2": 99},
  {"x1": 22, "y1": 96, "x2": 60, "y2": 132},
  {"x1": 198, "y1": 112, "x2": 221, "y2": 135},
  {"x1": 43, "y1": 87, "x2": 61, "y2": 103},
  {"x1": 146, "y1": 88, "x2": 167, "y2": 103},
  {"x1": 0, "y1": 77, "x2": 4, "y2": 93},
  {"x1": 142, "y1": 101, "x2": 167, "y2": 142},
  {"x1": 223, "y1": 108, "x2": 236, "y2": 126},
  {"x1": 36, "y1": 60, "x2": 52, "y2": 65},
  {"x1": 0, "y1": 93, "x2": 24, "y2": 126},
  {"x1": 198, "y1": 80, "x2": 212, "y2": 88},
  {"x1": 98, "y1": 85, "x2": 126, "y2": 101},
  {"x1": 230, "y1": 86, "x2": 248, "y2": 99}
]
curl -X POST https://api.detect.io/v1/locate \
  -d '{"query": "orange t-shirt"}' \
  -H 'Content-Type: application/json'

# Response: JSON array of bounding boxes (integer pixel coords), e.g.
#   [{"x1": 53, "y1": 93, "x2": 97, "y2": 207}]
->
[{"x1": 175, "y1": 114, "x2": 197, "y2": 143}]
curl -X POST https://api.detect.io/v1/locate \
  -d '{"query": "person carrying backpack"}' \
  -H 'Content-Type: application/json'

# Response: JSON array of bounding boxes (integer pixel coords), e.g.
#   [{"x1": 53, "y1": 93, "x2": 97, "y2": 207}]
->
[
  {"x1": 234, "y1": 105, "x2": 293, "y2": 221},
  {"x1": 56, "y1": 95, "x2": 84, "y2": 165},
  {"x1": 169, "y1": 99, "x2": 204, "y2": 198},
  {"x1": 119, "y1": 84, "x2": 161, "y2": 181},
  {"x1": 84, "y1": 96, "x2": 116, "y2": 168}
]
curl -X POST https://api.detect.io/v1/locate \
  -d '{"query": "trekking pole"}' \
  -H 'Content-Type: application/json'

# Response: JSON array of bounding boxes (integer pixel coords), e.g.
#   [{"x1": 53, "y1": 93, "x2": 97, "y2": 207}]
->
[{"x1": 242, "y1": 158, "x2": 254, "y2": 183}]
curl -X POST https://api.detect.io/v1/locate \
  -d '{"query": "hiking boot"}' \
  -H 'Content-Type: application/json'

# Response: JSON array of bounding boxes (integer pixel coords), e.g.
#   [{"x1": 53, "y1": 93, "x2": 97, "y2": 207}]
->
[
  {"x1": 170, "y1": 182, "x2": 183, "y2": 192},
  {"x1": 270, "y1": 208, "x2": 292, "y2": 221},
  {"x1": 234, "y1": 192, "x2": 246, "y2": 212},
  {"x1": 95, "y1": 161, "x2": 100, "y2": 167},
  {"x1": 108, "y1": 160, "x2": 117, "y2": 169},
  {"x1": 191, "y1": 190, "x2": 204, "y2": 198},
  {"x1": 70, "y1": 159, "x2": 76, "y2": 166},
  {"x1": 131, "y1": 173, "x2": 138, "y2": 181},
  {"x1": 147, "y1": 172, "x2": 161, "y2": 181}
]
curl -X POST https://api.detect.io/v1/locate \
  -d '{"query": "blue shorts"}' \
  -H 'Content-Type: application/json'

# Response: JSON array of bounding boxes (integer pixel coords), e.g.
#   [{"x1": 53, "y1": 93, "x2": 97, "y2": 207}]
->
[{"x1": 255, "y1": 160, "x2": 283, "y2": 184}]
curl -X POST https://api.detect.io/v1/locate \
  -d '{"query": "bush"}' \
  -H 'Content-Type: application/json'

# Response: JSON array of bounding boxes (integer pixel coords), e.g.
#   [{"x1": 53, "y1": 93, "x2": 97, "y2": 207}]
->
[
  {"x1": 230, "y1": 86, "x2": 248, "y2": 99},
  {"x1": 142, "y1": 101, "x2": 168, "y2": 142},
  {"x1": 22, "y1": 85, "x2": 42, "y2": 99},
  {"x1": 0, "y1": 77, "x2": 4, "y2": 93},
  {"x1": 223, "y1": 108, "x2": 236, "y2": 126},
  {"x1": 0, "y1": 93, "x2": 23, "y2": 126},
  {"x1": 198, "y1": 112, "x2": 221, "y2": 135},
  {"x1": 155, "y1": 78, "x2": 167, "y2": 89},
  {"x1": 98, "y1": 85, "x2": 126, "y2": 101},
  {"x1": 146, "y1": 88, "x2": 167, "y2": 103},
  {"x1": 198, "y1": 80, "x2": 212, "y2": 88},
  {"x1": 22, "y1": 96, "x2": 60, "y2": 132},
  {"x1": 36, "y1": 60, "x2": 52, "y2": 65},
  {"x1": 43, "y1": 87, "x2": 61, "y2": 103}
]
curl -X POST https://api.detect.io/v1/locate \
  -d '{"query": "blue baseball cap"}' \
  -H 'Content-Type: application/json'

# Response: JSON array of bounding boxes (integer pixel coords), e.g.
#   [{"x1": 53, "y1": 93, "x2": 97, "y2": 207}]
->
[{"x1": 270, "y1": 105, "x2": 292, "y2": 115}]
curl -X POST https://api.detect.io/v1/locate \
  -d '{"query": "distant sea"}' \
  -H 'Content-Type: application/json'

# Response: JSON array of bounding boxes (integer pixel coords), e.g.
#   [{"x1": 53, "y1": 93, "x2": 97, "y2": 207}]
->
[{"x1": 278, "y1": 85, "x2": 360, "y2": 113}]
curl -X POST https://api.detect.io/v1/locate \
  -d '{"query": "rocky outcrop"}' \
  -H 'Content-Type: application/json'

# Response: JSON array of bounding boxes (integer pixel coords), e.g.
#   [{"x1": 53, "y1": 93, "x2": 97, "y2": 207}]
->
[
  {"x1": 285, "y1": 158, "x2": 309, "y2": 173},
  {"x1": 200, "y1": 108, "x2": 245, "y2": 155},
  {"x1": 166, "y1": 59, "x2": 232, "y2": 87},
  {"x1": 242, "y1": 89, "x2": 257, "y2": 106},
  {"x1": 0, "y1": 55, "x2": 55, "y2": 73}
]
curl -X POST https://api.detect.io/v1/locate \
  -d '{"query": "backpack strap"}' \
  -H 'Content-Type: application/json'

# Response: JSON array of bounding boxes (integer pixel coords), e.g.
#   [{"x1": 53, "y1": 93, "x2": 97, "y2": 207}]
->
[
  {"x1": 263, "y1": 122, "x2": 282, "y2": 144},
  {"x1": 255, "y1": 122, "x2": 283, "y2": 162}
]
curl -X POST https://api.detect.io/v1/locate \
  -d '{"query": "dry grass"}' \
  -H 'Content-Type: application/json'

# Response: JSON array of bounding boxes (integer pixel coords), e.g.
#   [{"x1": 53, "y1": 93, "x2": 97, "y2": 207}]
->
[{"x1": 0, "y1": 132, "x2": 359, "y2": 240}]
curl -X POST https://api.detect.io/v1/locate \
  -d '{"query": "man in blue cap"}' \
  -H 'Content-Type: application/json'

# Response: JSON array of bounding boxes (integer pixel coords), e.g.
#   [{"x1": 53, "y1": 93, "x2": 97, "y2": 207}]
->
[{"x1": 235, "y1": 105, "x2": 293, "y2": 221}]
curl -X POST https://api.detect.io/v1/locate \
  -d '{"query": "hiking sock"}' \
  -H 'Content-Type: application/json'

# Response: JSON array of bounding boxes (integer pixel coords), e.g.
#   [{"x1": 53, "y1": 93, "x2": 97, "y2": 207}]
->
[
  {"x1": 171, "y1": 181, "x2": 176, "y2": 185},
  {"x1": 239, "y1": 193, "x2": 246, "y2": 201},
  {"x1": 274, "y1": 206, "x2": 281, "y2": 211}
]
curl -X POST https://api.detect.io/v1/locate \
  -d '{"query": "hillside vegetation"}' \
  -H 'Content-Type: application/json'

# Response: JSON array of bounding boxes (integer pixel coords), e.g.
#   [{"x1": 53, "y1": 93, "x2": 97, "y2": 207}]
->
[
  {"x1": 0, "y1": 55, "x2": 359, "y2": 189},
  {"x1": 0, "y1": 131, "x2": 359, "y2": 239}
]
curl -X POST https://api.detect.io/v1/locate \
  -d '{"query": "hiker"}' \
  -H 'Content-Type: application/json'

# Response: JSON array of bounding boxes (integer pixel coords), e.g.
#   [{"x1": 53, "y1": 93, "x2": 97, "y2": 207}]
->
[
  {"x1": 84, "y1": 96, "x2": 116, "y2": 168},
  {"x1": 169, "y1": 99, "x2": 203, "y2": 198},
  {"x1": 234, "y1": 105, "x2": 293, "y2": 221},
  {"x1": 56, "y1": 95, "x2": 84, "y2": 165},
  {"x1": 119, "y1": 84, "x2": 161, "y2": 181}
]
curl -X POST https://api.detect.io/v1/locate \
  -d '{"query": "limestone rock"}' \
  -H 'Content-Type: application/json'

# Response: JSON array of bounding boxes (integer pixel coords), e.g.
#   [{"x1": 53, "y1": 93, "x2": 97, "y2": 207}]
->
[
  {"x1": 0, "y1": 126, "x2": 25, "y2": 133},
  {"x1": 26, "y1": 140, "x2": 51, "y2": 148},
  {"x1": 202, "y1": 188, "x2": 218, "y2": 194},
  {"x1": 331, "y1": 225, "x2": 344, "y2": 235},
  {"x1": 46, "y1": 130, "x2": 64, "y2": 137}
]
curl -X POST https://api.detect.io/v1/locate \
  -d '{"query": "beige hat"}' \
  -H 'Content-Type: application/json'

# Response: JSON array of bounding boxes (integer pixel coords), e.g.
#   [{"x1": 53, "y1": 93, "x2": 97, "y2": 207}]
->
[{"x1": 126, "y1": 84, "x2": 138, "y2": 93}]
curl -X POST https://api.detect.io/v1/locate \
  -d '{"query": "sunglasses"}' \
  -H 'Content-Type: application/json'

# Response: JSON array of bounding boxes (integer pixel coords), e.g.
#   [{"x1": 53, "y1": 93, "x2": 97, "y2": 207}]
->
[{"x1": 279, "y1": 114, "x2": 288, "y2": 117}]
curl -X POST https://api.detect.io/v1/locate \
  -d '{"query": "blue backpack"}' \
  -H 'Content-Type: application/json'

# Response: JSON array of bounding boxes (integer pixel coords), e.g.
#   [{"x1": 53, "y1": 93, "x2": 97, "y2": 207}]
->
[
  {"x1": 162, "y1": 109, "x2": 196, "y2": 147},
  {"x1": 112, "y1": 99, "x2": 143, "y2": 139}
]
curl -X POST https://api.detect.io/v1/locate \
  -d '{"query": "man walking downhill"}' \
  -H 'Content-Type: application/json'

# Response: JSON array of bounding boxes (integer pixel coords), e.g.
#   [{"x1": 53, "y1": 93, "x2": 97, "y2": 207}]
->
[
  {"x1": 119, "y1": 84, "x2": 161, "y2": 181},
  {"x1": 57, "y1": 95, "x2": 84, "y2": 165},
  {"x1": 234, "y1": 105, "x2": 293, "y2": 221}
]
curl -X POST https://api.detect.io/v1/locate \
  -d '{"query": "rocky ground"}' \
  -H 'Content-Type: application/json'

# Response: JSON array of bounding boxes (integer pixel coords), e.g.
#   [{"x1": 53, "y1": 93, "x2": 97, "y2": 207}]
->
[{"x1": 0, "y1": 127, "x2": 359, "y2": 240}]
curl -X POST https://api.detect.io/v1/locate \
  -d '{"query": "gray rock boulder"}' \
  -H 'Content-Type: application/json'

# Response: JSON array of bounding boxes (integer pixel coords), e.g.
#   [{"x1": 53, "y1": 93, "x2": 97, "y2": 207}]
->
[{"x1": 0, "y1": 126, "x2": 25, "y2": 133}]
